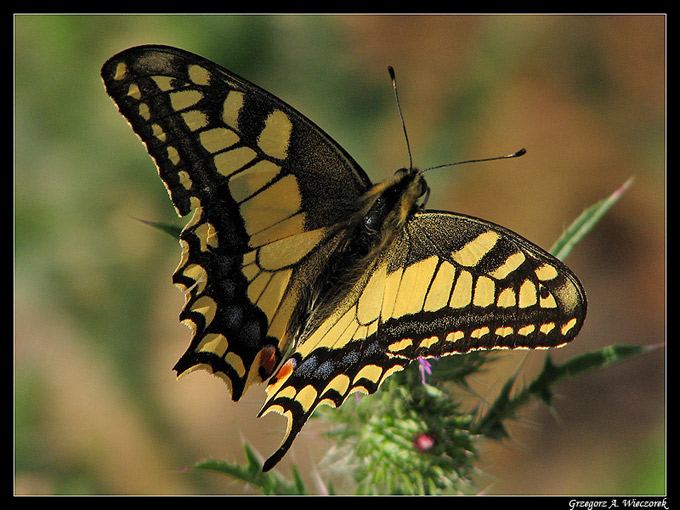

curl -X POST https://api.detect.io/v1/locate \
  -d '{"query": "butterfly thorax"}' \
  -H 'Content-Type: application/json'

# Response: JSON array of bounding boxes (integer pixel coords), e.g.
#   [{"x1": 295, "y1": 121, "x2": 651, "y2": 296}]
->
[{"x1": 289, "y1": 167, "x2": 427, "y2": 345}]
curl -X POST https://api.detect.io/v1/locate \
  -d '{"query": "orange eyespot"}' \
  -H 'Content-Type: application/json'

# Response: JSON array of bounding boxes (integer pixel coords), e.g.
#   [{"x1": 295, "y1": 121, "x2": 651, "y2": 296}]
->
[
  {"x1": 258, "y1": 345, "x2": 279, "y2": 379},
  {"x1": 270, "y1": 357, "x2": 297, "y2": 384}
]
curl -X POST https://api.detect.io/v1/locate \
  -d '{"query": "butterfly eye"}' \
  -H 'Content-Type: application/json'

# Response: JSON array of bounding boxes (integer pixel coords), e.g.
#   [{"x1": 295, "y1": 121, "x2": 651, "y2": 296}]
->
[
  {"x1": 364, "y1": 197, "x2": 386, "y2": 232},
  {"x1": 394, "y1": 168, "x2": 409, "y2": 178}
]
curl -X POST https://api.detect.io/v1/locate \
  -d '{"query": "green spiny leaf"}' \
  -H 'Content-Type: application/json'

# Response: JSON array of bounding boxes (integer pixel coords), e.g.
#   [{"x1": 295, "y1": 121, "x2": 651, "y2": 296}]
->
[
  {"x1": 550, "y1": 177, "x2": 634, "y2": 260},
  {"x1": 193, "y1": 444, "x2": 307, "y2": 495},
  {"x1": 133, "y1": 217, "x2": 183, "y2": 239},
  {"x1": 473, "y1": 372, "x2": 517, "y2": 440},
  {"x1": 473, "y1": 344, "x2": 653, "y2": 438}
]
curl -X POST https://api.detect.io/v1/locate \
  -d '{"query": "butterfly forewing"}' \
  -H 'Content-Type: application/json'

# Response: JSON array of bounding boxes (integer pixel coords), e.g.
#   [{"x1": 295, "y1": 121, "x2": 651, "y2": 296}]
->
[
  {"x1": 101, "y1": 45, "x2": 372, "y2": 400},
  {"x1": 386, "y1": 211, "x2": 586, "y2": 352}
]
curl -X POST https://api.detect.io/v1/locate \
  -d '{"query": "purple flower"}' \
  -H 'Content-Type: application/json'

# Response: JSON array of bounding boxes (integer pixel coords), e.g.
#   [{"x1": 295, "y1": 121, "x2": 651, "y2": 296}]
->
[{"x1": 418, "y1": 356, "x2": 433, "y2": 384}]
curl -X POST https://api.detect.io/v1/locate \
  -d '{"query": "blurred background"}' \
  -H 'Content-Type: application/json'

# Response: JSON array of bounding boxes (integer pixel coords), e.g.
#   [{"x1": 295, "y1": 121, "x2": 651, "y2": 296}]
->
[{"x1": 15, "y1": 14, "x2": 665, "y2": 495}]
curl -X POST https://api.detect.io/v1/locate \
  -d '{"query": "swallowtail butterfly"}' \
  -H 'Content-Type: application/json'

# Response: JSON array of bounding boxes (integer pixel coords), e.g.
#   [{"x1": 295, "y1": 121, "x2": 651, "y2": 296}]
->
[{"x1": 101, "y1": 45, "x2": 587, "y2": 471}]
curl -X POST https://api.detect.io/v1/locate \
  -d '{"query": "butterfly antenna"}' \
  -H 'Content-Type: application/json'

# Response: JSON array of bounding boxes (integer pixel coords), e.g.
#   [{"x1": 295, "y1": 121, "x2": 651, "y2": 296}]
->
[
  {"x1": 423, "y1": 148, "x2": 526, "y2": 173},
  {"x1": 388, "y1": 66, "x2": 413, "y2": 171}
]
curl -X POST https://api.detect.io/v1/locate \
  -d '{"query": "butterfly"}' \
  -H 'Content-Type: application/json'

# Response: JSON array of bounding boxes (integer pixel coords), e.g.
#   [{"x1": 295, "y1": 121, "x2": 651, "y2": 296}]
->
[{"x1": 101, "y1": 45, "x2": 587, "y2": 471}]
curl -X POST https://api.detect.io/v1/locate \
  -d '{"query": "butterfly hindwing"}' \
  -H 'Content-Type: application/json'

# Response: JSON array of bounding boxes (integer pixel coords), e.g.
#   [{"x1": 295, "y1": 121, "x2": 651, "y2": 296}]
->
[
  {"x1": 101, "y1": 45, "x2": 372, "y2": 400},
  {"x1": 259, "y1": 209, "x2": 586, "y2": 470}
]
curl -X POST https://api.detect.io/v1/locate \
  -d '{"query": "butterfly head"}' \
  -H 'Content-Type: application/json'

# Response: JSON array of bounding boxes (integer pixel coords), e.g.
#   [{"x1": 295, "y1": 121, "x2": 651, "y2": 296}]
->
[
  {"x1": 361, "y1": 165, "x2": 428, "y2": 237},
  {"x1": 393, "y1": 166, "x2": 430, "y2": 209}
]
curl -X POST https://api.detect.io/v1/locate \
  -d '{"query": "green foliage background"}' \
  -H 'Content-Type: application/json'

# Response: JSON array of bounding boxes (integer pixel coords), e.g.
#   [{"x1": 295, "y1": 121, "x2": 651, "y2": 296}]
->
[{"x1": 15, "y1": 14, "x2": 665, "y2": 495}]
